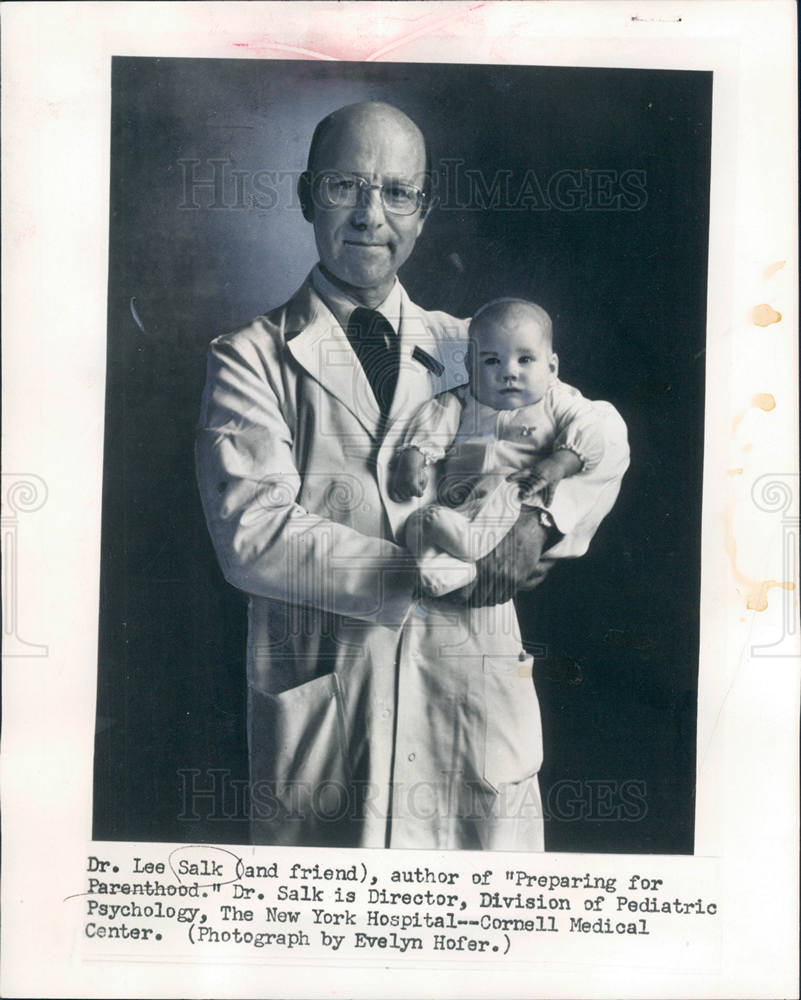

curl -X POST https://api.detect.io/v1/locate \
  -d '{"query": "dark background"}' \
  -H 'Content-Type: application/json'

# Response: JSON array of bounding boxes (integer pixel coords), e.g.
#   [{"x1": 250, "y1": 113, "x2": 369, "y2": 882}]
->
[{"x1": 94, "y1": 57, "x2": 711, "y2": 853}]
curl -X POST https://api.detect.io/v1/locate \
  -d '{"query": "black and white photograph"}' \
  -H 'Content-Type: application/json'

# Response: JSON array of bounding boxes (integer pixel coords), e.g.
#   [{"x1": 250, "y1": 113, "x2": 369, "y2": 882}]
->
[
  {"x1": 93, "y1": 57, "x2": 709, "y2": 855},
  {"x1": 1, "y1": 4, "x2": 798, "y2": 999}
]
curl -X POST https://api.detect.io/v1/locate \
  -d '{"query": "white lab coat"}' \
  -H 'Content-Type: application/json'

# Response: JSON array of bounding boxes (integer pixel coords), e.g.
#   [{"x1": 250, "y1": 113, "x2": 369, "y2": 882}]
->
[{"x1": 195, "y1": 275, "x2": 629, "y2": 850}]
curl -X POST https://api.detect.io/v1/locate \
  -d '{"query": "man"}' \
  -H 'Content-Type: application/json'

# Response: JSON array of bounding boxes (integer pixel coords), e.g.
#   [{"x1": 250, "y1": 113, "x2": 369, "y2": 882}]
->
[{"x1": 195, "y1": 102, "x2": 628, "y2": 850}]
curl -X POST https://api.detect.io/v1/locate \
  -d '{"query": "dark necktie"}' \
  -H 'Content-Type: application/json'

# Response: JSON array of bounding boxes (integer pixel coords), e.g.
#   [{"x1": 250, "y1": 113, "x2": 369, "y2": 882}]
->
[{"x1": 345, "y1": 306, "x2": 400, "y2": 420}]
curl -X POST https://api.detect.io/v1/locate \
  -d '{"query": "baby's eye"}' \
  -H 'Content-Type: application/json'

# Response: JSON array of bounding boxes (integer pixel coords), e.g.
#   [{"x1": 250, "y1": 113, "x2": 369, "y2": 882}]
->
[
  {"x1": 483, "y1": 357, "x2": 500, "y2": 366},
  {"x1": 519, "y1": 355, "x2": 535, "y2": 364}
]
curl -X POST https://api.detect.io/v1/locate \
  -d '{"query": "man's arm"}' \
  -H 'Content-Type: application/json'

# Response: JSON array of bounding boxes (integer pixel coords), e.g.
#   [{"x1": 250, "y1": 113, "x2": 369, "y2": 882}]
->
[{"x1": 195, "y1": 333, "x2": 417, "y2": 626}]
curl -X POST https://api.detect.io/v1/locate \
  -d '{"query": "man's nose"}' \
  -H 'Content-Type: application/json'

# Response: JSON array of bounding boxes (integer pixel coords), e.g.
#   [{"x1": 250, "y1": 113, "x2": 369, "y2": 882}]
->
[{"x1": 350, "y1": 186, "x2": 385, "y2": 227}]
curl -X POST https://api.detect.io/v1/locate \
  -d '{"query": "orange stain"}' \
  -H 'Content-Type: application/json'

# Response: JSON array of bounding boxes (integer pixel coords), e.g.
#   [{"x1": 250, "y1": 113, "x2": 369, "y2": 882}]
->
[
  {"x1": 763, "y1": 260, "x2": 786, "y2": 279},
  {"x1": 746, "y1": 580, "x2": 795, "y2": 612},
  {"x1": 752, "y1": 392, "x2": 776, "y2": 411},
  {"x1": 728, "y1": 468, "x2": 744, "y2": 477},
  {"x1": 751, "y1": 303, "x2": 782, "y2": 326},
  {"x1": 733, "y1": 393, "x2": 777, "y2": 433},
  {"x1": 725, "y1": 509, "x2": 796, "y2": 612}
]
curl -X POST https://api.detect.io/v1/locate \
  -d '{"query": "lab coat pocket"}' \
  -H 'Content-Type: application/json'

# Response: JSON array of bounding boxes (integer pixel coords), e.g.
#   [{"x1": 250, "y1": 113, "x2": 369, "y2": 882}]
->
[
  {"x1": 482, "y1": 654, "x2": 543, "y2": 793},
  {"x1": 249, "y1": 672, "x2": 351, "y2": 811}
]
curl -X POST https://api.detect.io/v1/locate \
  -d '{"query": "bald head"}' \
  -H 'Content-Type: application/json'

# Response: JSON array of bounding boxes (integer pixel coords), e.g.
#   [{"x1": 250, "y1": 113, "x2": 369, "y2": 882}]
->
[{"x1": 306, "y1": 103, "x2": 427, "y2": 184}]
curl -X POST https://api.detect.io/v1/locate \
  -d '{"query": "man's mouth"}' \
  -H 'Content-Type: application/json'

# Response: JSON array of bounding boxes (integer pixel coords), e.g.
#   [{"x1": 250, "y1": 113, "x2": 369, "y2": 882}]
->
[{"x1": 344, "y1": 240, "x2": 388, "y2": 248}]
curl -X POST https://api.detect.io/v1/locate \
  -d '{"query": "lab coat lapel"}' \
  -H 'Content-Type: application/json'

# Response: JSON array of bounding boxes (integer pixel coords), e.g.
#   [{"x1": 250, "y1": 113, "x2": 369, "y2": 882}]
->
[
  {"x1": 386, "y1": 290, "x2": 446, "y2": 428},
  {"x1": 285, "y1": 281, "x2": 383, "y2": 439}
]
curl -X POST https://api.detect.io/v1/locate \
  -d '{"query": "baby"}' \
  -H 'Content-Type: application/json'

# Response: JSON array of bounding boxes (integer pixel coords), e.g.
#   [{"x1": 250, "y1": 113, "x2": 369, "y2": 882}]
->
[{"x1": 390, "y1": 298, "x2": 608, "y2": 597}]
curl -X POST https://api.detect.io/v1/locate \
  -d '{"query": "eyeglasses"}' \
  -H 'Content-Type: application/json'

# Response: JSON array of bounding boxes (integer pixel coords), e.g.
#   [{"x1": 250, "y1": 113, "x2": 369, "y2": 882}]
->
[{"x1": 315, "y1": 172, "x2": 426, "y2": 216}]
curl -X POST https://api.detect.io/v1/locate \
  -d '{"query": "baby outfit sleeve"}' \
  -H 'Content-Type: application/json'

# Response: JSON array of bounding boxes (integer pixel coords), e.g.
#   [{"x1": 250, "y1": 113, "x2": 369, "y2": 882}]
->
[
  {"x1": 544, "y1": 386, "x2": 630, "y2": 559},
  {"x1": 548, "y1": 381, "x2": 607, "y2": 472},
  {"x1": 400, "y1": 388, "x2": 465, "y2": 462}
]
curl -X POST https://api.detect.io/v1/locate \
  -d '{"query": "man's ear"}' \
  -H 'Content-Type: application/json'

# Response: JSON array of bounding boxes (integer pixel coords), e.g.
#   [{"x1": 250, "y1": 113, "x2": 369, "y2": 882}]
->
[
  {"x1": 415, "y1": 182, "x2": 434, "y2": 233},
  {"x1": 550, "y1": 352, "x2": 559, "y2": 378},
  {"x1": 418, "y1": 168, "x2": 438, "y2": 224},
  {"x1": 298, "y1": 171, "x2": 314, "y2": 222}
]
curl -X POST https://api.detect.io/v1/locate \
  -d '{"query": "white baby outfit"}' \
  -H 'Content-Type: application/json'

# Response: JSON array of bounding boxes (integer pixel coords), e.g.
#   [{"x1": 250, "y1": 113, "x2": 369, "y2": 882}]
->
[{"x1": 400, "y1": 378, "x2": 607, "y2": 594}]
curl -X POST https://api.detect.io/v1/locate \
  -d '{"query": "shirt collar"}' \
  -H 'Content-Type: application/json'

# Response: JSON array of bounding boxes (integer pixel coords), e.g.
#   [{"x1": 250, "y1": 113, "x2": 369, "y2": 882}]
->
[{"x1": 311, "y1": 265, "x2": 402, "y2": 336}]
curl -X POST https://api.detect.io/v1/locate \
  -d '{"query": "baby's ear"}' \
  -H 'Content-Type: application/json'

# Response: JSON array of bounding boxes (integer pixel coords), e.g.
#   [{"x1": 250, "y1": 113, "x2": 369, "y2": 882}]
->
[{"x1": 550, "y1": 352, "x2": 559, "y2": 377}]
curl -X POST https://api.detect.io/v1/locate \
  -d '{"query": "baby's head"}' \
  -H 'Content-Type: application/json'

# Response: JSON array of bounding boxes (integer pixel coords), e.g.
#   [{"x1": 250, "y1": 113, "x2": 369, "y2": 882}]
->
[{"x1": 466, "y1": 298, "x2": 558, "y2": 410}]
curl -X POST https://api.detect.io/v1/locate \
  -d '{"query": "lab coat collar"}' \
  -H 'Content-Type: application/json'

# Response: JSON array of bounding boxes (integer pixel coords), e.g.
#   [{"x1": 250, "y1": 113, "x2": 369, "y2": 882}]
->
[
  {"x1": 285, "y1": 277, "x2": 383, "y2": 439},
  {"x1": 285, "y1": 273, "x2": 449, "y2": 441}
]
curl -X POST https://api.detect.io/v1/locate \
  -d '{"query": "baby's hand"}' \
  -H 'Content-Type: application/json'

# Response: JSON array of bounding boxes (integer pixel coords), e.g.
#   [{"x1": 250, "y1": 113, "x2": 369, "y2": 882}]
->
[
  {"x1": 389, "y1": 447, "x2": 430, "y2": 502},
  {"x1": 509, "y1": 456, "x2": 566, "y2": 507}
]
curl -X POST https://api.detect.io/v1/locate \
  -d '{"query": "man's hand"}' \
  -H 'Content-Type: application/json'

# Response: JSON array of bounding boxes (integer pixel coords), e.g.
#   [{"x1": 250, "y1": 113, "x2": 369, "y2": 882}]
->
[
  {"x1": 445, "y1": 507, "x2": 557, "y2": 607},
  {"x1": 389, "y1": 447, "x2": 429, "y2": 502}
]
